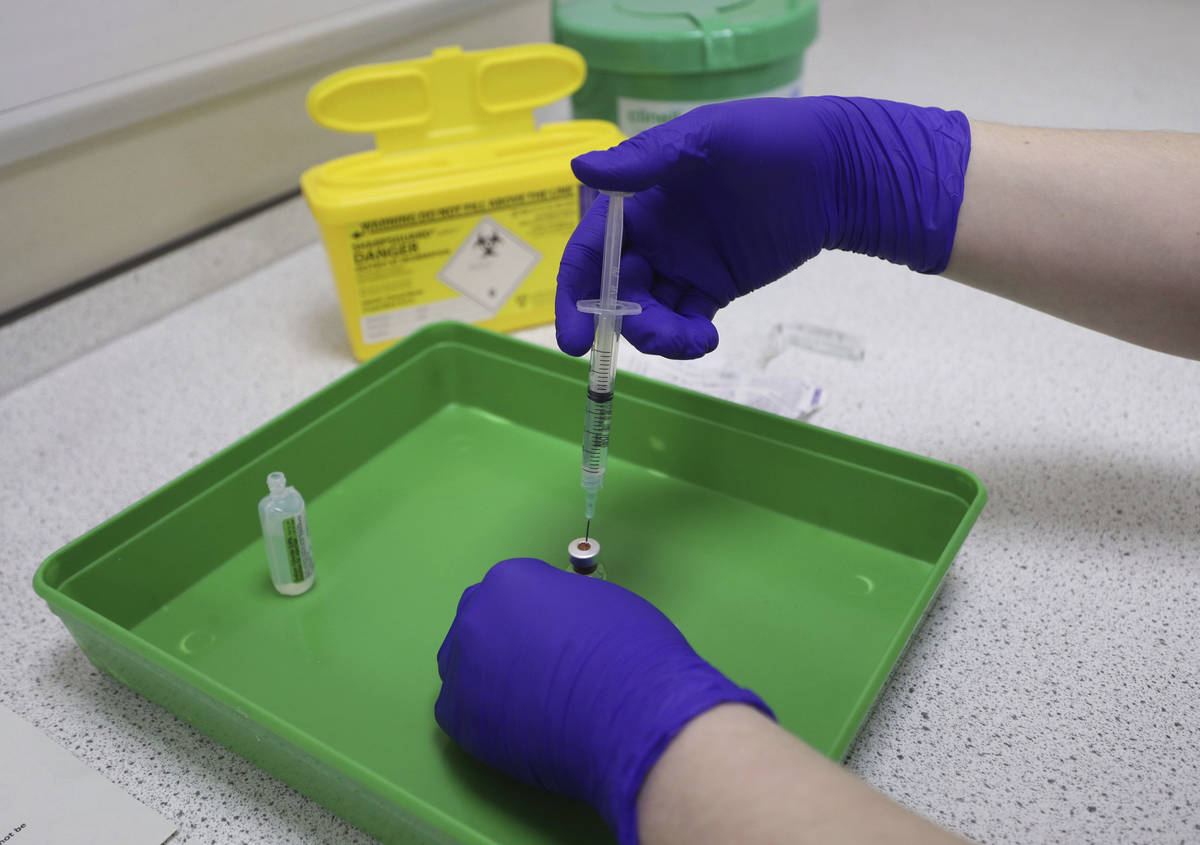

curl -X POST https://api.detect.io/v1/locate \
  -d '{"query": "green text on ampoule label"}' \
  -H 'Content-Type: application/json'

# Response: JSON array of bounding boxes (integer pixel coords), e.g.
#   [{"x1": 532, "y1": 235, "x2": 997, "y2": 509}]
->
[{"x1": 281, "y1": 516, "x2": 310, "y2": 583}]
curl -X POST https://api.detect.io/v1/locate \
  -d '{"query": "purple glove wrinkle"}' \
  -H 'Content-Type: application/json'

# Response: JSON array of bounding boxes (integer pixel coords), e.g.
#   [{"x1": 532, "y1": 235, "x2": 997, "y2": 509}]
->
[
  {"x1": 436, "y1": 558, "x2": 772, "y2": 844},
  {"x1": 556, "y1": 96, "x2": 971, "y2": 360}
]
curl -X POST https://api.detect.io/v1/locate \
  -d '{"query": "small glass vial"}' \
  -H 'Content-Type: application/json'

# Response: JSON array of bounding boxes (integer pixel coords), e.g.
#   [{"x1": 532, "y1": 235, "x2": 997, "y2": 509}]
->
[
  {"x1": 258, "y1": 472, "x2": 315, "y2": 596},
  {"x1": 567, "y1": 537, "x2": 606, "y2": 580}
]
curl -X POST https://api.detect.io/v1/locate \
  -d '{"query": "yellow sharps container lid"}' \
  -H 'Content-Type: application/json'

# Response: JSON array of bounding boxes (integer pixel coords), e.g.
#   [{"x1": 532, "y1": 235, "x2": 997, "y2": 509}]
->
[{"x1": 302, "y1": 44, "x2": 618, "y2": 222}]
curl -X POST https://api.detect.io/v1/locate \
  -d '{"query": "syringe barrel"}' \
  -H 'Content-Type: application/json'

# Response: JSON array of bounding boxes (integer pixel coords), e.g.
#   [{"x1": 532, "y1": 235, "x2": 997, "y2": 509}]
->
[
  {"x1": 581, "y1": 393, "x2": 612, "y2": 475},
  {"x1": 587, "y1": 313, "x2": 621, "y2": 395},
  {"x1": 580, "y1": 392, "x2": 610, "y2": 519}
]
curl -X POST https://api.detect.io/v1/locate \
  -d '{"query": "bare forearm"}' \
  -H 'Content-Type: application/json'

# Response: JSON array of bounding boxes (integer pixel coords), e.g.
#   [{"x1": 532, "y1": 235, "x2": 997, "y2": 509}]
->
[
  {"x1": 637, "y1": 704, "x2": 967, "y2": 845},
  {"x1": 945, "y1": 122, "x2": 1200, "y2": 359}
]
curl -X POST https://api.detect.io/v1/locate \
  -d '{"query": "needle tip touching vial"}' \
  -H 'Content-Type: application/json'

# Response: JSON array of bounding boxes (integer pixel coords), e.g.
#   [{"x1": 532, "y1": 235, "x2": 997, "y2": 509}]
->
[{"x1": 258, "y1": 472, "x2": 315, "y2": 596}]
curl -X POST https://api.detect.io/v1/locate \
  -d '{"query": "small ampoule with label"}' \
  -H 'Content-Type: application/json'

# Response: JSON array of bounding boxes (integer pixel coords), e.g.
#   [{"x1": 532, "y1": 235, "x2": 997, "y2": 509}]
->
[{"x1": 258, "y1": 472, "x2": 315, "y2": 596}]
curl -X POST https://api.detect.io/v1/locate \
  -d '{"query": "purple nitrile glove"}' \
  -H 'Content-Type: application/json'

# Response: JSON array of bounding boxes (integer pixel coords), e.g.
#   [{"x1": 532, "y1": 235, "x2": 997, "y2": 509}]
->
[
  {"x1": 556, "y1": 96, "x2": 971, "y2": 359},
  {"x1": 435, "y1": 558, "x2": 772, "y2": 844}
]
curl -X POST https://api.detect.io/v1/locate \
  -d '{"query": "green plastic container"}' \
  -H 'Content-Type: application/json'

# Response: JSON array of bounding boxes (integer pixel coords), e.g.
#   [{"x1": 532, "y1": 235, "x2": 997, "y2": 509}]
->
[
  {"x1": 34, "y1": 323, "x2": 983, "y2": 844},
  {"x1": 553, "y1": 0, "x2": 818, "y2": 135}
]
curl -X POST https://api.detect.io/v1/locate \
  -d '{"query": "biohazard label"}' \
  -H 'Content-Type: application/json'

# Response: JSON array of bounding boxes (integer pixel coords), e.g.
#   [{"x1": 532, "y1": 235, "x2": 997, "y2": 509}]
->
[
  {"x1": 349, "y1": 185, "x2": 576, "y2": 345},
  {"x1": 436, "y1": 216, "x2": 540, "y2": 313}
]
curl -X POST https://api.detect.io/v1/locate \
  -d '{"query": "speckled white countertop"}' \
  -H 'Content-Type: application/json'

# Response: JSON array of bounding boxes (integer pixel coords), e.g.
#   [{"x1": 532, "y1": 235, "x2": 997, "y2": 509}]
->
[{"x1": 2, "y1": 0, "x2": 1198, "y2": 843}]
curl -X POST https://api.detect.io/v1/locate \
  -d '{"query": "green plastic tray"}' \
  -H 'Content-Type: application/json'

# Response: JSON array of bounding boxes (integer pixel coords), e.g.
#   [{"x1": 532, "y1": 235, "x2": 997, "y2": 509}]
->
[{"x1": 35, "y1": 322, "x2": 985, "y2": 844}]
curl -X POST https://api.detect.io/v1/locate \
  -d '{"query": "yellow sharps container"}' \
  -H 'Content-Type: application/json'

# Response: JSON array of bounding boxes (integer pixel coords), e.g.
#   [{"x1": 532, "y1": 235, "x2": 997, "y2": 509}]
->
[{"x1": 302, "y1": 44, "x2": 622, "y2": 360}]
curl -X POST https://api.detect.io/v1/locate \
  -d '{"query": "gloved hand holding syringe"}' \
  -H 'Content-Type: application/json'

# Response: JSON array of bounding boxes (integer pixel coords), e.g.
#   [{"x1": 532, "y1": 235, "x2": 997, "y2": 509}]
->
[{"x1": 576, "y1": 191, "x2": 640, "y2": 543}]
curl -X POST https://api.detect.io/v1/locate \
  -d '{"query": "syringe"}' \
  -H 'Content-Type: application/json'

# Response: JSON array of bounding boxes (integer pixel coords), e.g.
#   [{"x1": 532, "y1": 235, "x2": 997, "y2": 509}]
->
[{"x1": 577, "y1": 191, "x2": 641, "y2": 524}]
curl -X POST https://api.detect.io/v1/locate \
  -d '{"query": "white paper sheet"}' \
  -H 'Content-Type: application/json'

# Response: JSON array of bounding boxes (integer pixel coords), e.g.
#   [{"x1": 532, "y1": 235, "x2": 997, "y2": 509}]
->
[{"x1": 0, "y1": 703, "x2": 175, "y2": 845}]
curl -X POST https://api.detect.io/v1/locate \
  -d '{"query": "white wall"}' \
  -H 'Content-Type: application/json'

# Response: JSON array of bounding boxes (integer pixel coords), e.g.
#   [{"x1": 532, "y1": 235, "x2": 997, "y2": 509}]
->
[{"x1": 0, "y1": 0, "x2": 552, "y2": 315}]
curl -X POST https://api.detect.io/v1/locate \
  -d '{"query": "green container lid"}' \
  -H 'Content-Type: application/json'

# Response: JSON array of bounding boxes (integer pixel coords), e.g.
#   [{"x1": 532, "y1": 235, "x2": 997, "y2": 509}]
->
[{"x1": 553, "y1": 0, "x2": 819, "y2": 74}]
